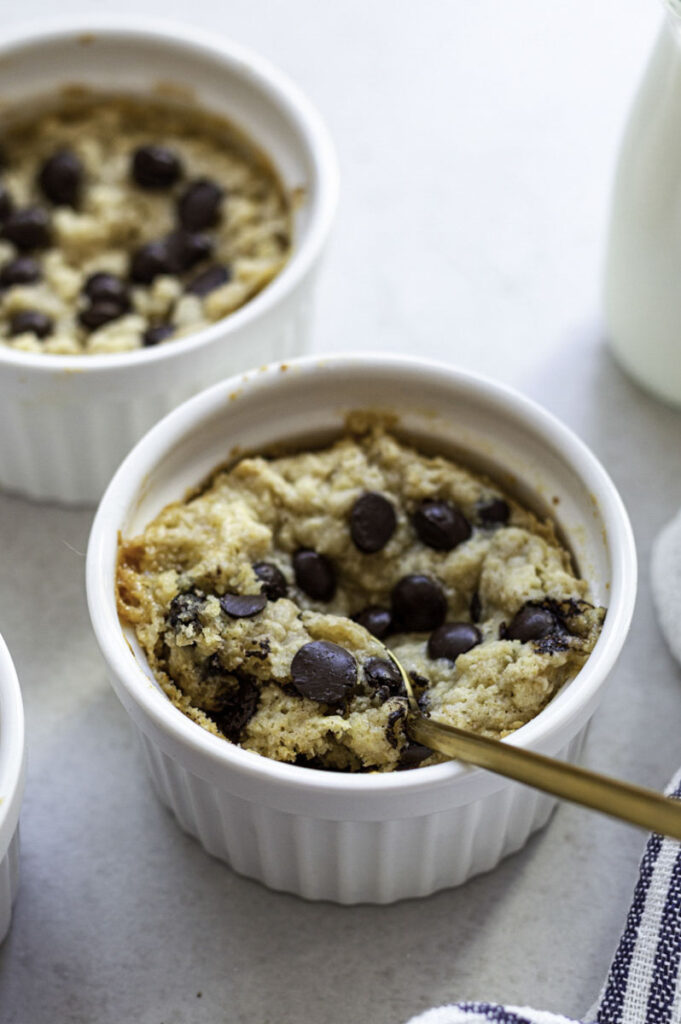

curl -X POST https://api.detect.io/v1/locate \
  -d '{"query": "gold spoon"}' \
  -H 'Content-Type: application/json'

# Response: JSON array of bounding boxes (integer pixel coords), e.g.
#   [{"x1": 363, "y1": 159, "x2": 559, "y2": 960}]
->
[{"x1": 384, "y1": 649, "x2": 681, "y2": 841}]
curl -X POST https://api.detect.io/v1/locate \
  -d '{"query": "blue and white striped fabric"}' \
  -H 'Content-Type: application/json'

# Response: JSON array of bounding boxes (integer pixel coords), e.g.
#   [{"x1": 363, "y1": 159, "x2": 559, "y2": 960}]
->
[{"x1": 406, "y1": 768, "x2": 681, "y2": 1024}]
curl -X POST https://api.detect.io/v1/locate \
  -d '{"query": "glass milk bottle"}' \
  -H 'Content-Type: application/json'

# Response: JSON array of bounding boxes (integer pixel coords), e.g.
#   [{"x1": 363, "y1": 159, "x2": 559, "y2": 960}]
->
[{"x1": 605, "y1": 4, "x2": 681, "y2": 405}]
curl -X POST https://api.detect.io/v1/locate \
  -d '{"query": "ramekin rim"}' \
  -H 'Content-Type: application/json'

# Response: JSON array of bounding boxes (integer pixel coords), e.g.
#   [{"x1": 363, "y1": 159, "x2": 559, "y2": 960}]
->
[
  {"x1": 86, "y1": 351, "x2": 637, "y2": 796},
  {"x1": 0, "y1": 633, "x2": 25, "y2": 850},
  {"x1": 0, "y1": 15, "x2": 339, "y2": 375}
]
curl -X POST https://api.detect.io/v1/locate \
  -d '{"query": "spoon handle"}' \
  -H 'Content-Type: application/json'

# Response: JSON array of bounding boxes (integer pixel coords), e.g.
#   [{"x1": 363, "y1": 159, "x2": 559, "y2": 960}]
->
[{"x1": 409, "y1": 714, "x2": 681, "y2": 840}]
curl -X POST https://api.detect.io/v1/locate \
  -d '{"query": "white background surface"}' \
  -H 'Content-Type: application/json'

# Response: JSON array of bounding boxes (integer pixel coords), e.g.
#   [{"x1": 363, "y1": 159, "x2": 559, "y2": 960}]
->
[{"x1": 0, "y1": 2, "x2": 680, "y2": 1022}]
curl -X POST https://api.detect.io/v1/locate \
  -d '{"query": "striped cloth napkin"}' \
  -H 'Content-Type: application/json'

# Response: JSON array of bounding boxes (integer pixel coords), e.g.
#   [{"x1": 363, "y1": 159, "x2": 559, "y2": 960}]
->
[{"x1": 405, "y1": 768, "x2": 681, "y2": 1024}]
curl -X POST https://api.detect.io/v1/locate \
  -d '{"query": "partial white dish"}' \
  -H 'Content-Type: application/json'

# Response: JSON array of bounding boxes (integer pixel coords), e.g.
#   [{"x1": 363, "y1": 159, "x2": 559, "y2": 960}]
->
[
  {"x1": 0, "y1": 633, "x2": 26, "y2": 940},
  {"x1": 0, "y1": 18, "x2": 338, "y2": 504}
]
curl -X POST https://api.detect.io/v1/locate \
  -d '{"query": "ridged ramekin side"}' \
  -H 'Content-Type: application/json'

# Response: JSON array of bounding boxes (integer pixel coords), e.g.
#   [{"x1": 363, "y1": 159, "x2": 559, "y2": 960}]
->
[
  {"x1": 137, "y1": 727, "x2": 587, "y2": 904},
  {"x1": 0, "y1": 282, "x2": 314, "y2": 505}
]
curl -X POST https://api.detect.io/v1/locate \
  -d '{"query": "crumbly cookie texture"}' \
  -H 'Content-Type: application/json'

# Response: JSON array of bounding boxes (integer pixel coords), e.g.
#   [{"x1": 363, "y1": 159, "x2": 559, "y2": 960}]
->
[
  {"x1": 117, "y1": 427, "x2": 605, "y2": 772},
  {"x1": 0, "y1": 95, "x2": 291, "y2": 354}
]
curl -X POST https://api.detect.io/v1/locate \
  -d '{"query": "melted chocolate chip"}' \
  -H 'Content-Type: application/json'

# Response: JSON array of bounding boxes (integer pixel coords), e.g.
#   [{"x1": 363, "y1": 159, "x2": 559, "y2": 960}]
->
[
  {"x1": 391, "y1": 574, "x2": 447, "y2": 632},
  {"x1": 399, "y1": 742, "x2": 432, "y2": 769},
  {"x1": 477, "y1": 497, "x2": 510, "y2": 526},
  {"x1": 132, "y1": 145, "x2": 182, "y2": 189},
  {"x1": 349, "y1": 491, "x2": 397, "y2": 553},
  {"x1": 2, "y1": 207, "x2": 51, "y2": 251},
  {"x1": 186, "y1": 263, "x2": 230, "y2": 296},
  {"x1": 0, "y1": 183, "x2": 13, "y2": 222},
  {"x1": 386, "y1": 701, "x2": 408, "y2": 747},
  {"x1": 215, "y1": 676, "x2": 260, "y2": 741},
  {"x1": 253, "y1": 562, "x2": 288, "y2": 601},
  {"x1": 505, "y1": 604, "x2": 558, "y2": 642},
  {"x1": 178, "y1": 178, "x2": 224, "y2": 231},
  {"x1": 130, "y1": 240, "x2": 170, "y2": 284},
  {"x1": 293, "y1": 549, "x2": 336, "y2": 601},
  {"x1": 38, "y1": 149, "x2": 83, "y2": 206},
  {"x1": 219, "y1": 593, "x2": 268, "y2": 618},
  {"x1": 165, "y1": 229, "x2": 212, "y2": 273},
  {"x1": 167, "y1": 590, "x2": 204, "y2": 629},
  {"x1": 203, "y1": 652, "x2": 224, "y2": 676},
  {"x1": 364, "y1": 657, "x2": 405, "y2": 700},
  {"x1": 0, "y1": 256, "x2": 40, "y2": 287},
  {"x1": 78, "y1": 301, "x2": 126, "y2": 331},
  {"x1": 427, "y1": 622, "x2": 482, "y2": 663},
  {"x1": 142, "y1": 323, "x2": 174, "y2": 347},
  {"x1": 84, "y1": 272, "x2": 130, "y2": 310},
  {"x1": 8, "y1": 309, "x2": 52, "y2": 338},
  {"x1": 352, "y1": 606, "x2": 392, "y2": 640},
  {"x1": 412, "y1": 499, "x2": 471, "y2": 551},
  {"x1": 290, "y1": 640, "x2": 357, "y2": 704},
  {"x1": 130, "y1": 231, "x2": 212, "y2": 282}
]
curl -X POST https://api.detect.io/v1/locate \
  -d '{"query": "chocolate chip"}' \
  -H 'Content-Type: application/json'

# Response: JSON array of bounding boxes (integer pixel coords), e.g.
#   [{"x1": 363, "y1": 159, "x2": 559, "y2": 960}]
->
[
  {"x1": 8, "y1": 309, "x2": 52, "y2": 338},
  {"x1": 215, "y1": 676, "x2": 260, "y2": 741},
  {"x1": 178, "y1": 178, "x2": 223, "y2": 231},
  {"x1": 293, "y1": 549, "x2": 336, "y2": 601},
  {"x1": 142, "y1": 323, "x2": 174, "y2": 347},
  {"x1": 168, "y1": 590, "x2": 204, "y2": 629},
  {"x1": 353, "y1": 606, "x2": 392, "y2": 640},
  {"x1": 505, "y1": 604, "x2": 558, "y2": 642},
  {"x1": 0, "y1": 257, "x2": 40, "y2": 286},
  {"x1": 130, "y1": 231, "x2": 212, "y2": 284},
  {"x1": 412, "y1": 499, "x2": 471, "y2": 551},
  {"x1": 391, "y1": 574, "x2": 447, "y2": 632},
  {"x1": 399, "y1": 742, "x2": 432, "y2": 769},
  {"x1": 219, "y1": 593, "x2": 267, "y2": 618},
  {"x1": 386, "y1": 702, "x2": 408, "y2": 746},
  {"x1": 130, "y1": 240, "x2": 170, "y2": 284},
  {"x1": 165, "y1": 229, "x2": 212, "y2": 273},
  {"x1": 470, "y1": 591, "x2": 481, "y2": 623},
  {"x1": 416, "y1": 688, "x2": 431, "y2": 714},
  {"x1": 132, "y1": 145, "x2": 182, "y2": 189},
  {"x1": 253, "y1": 562, "x2": 287, "y2": 601},
  {"x1": 0, "y1": 183, "x2": 13, "y2": 222},
  {"x1": 2, "y1": 207, "x2": 51, "y2": 251},
  {"x1": 477, "y1": 497, "x2": 510, "y2": 526},
  {"x1": 38, "y1": 149, "x2": 83, "y2": 206},
  {"x1": 78, "y1": 301, "x2": 126, "y2": 331},
  {"x1": 427, "y1": 622, "x2": 482, "y2": 663},
  {"x1": 364, "y1": 657, "x2": 404, "y2": 699},
  {"x1": 410, "y1": 670, "x2": 430, "y2": 695},
  {"x1": 84, "y1": 272, "x2": 130, "y2": 310},
  {"x1": 349, "y1": 491, "x2": 397, "y2": 553},
  {"x1": 186, "y1": 263, "x2": 230, "y2": 296},
  {"x1": 290, "y1": 640, "x2": 357, "y2": 704}
]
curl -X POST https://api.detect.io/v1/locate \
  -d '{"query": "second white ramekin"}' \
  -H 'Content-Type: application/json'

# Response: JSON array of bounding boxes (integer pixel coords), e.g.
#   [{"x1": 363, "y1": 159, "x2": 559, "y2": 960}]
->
[
  {"x1": 86, "y1": 353, "x2": 637, "y2": 904},
  {"x1": 0, "y1": 634, "x2": 26, "y2": 940},
  {"x1": 0, "y1": 19, "x2": 338, "y2": 505}
]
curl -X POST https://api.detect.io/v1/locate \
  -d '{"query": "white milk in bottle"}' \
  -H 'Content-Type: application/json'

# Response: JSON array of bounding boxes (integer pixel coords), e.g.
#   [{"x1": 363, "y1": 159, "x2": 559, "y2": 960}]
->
[{"x1": 605, "y1": 5, "x2": 681, "y2": 405}]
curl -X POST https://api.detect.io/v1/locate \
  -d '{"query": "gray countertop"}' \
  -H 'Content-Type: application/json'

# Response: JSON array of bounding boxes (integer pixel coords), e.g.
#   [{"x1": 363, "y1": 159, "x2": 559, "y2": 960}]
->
[{"x1": 1, "y1": 2, "x2": 680, "y2": 1022}]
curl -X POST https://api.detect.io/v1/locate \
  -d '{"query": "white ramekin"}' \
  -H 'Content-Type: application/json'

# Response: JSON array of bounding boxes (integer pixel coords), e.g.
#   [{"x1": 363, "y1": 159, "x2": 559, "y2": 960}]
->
[
  {"x1": 0, "y1": 18, "x2": 338, "y2": 505},
  {"x1": 86, "y1": 353, "x2": 637, "y2": 904},
  {"x1": 0, "y1": 634, "x2": 26, "y2": 940}
]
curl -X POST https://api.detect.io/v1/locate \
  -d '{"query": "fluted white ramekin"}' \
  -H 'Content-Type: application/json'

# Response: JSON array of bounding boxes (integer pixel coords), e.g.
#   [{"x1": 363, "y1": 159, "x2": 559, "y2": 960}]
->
[
  {"x1": 0, "y1": 19, "x2": 338, "y2": 505},
  {"x1": 86, "y1": 353, "x2": 637, "y2": 904},
  {"x1": 0, "y1": 634, "x2": 26, "y2": 940}
]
